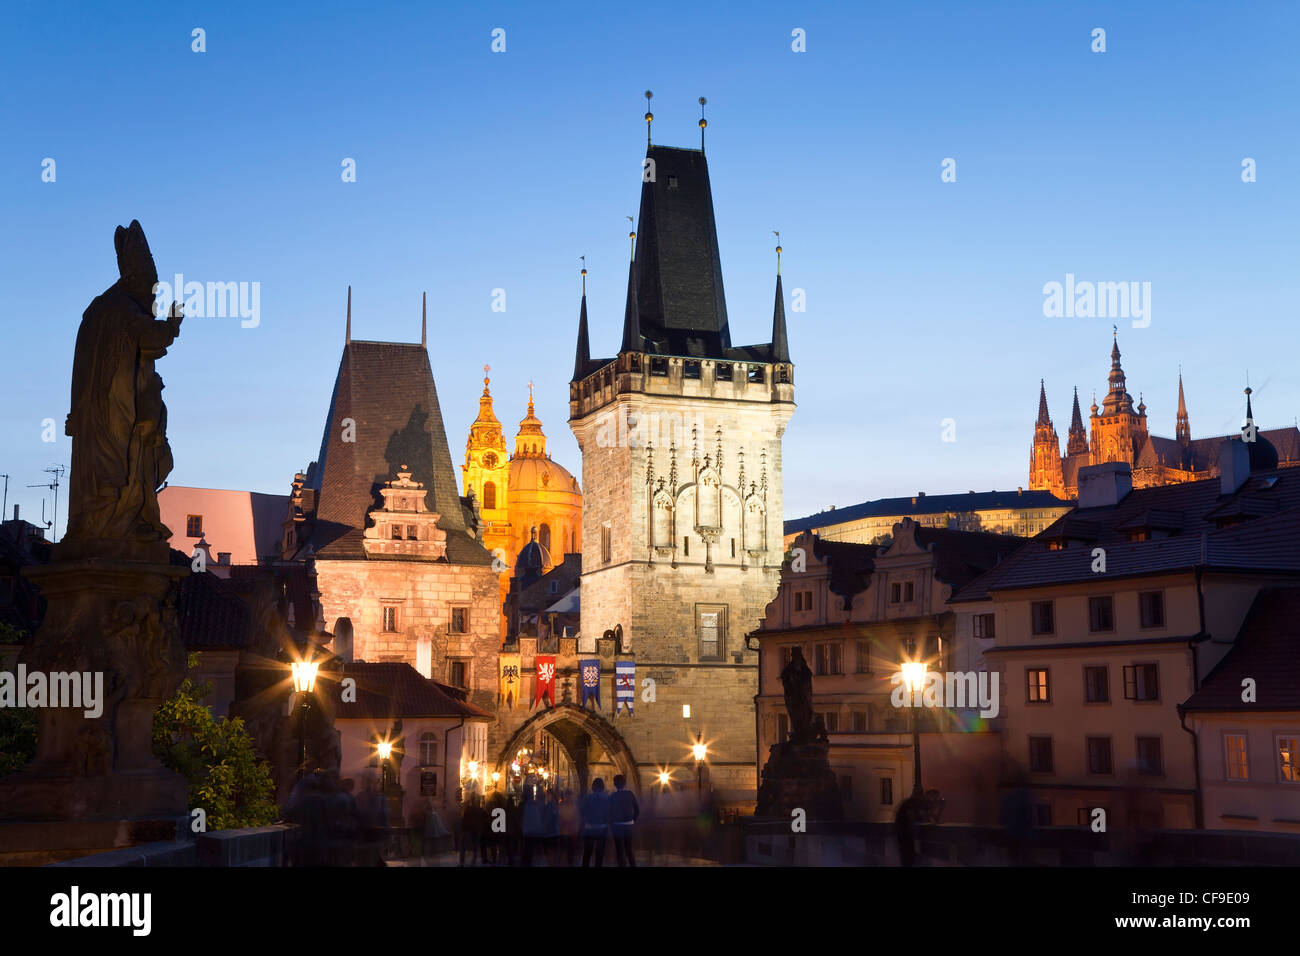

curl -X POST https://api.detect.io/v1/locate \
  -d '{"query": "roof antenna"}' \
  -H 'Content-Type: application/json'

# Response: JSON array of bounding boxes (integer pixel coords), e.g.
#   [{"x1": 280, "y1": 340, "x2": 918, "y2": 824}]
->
[
  {"x1": 644, "y1": 90, "x2": 654, "y2": 147},
  {"x1": 699, "y1": 96, "x2": 708, "y2": 151}
]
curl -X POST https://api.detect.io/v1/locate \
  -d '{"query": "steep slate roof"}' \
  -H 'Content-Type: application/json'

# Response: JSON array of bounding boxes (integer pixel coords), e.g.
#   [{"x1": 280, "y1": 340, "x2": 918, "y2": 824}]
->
[
  {"x1": 1181, "y1": 587, "x2": 1300, "y2": 712},
  {"x1": 952, "y1": 466, "x2": 1300, "y2": 600},
  {"x1": 174, "y1": 560, "x2": 254, "y2": 650},
  {"x1": 308, "y1": 339, "x2": 492, "y2": 566},
  {"x1": 785, "y1": 489, "x2": 1068, "y2": 536},
  {"x1": 335, "y1": 661, "x2": 491, "y2": 720},
  {"x1": 913, "y1": 526, "x2": 1027, "y2": 591}
]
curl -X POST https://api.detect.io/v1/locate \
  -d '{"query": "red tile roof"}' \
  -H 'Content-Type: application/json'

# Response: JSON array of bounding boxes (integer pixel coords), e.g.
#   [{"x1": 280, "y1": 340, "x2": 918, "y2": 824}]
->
[{"x1": 334, "y1": 661, "x2": 491, "y2": 720}]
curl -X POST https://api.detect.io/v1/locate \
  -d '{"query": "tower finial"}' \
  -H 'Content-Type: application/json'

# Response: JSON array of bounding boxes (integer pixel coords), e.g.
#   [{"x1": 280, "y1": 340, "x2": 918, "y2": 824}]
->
[
  {"x1": 346, "y1": 285, "x2": 351, "y2": 344},
  {"x1": 644, "y1": 90, "x2": 654, "y2": 147},
  {"x1": 421, "y1": 291, "x2": 427, "y2": 347},
  {"x1": 580, "y1": 255, "x2": 587, "y2": 296},
  {"x1": 774, "y1": 230, "x2": 782, "y2": 276},
  {"x1": 483, "y1": 363, "x2": 491, "y2": 394},
  {"x1": 627, "y1": 216, "x2": 636, "y2": 261},
  {"x1": 699, "y1": 96, "x2": 708, "y2": 151}
]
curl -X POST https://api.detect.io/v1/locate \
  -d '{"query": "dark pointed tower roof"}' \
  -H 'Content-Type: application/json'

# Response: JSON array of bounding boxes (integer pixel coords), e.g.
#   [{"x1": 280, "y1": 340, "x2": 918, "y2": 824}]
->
[
  {"x1": 619, "y1": 257, "x2": 641, "y2": 353},
  {"x1": 1176, "y1": 370, "x2": 1191, "y2": 443},
  {"x1": 629, "y1": 145, "x2": 730, "y2": 357},
  {"x1": 573, "y1": 273, "x2": 591, "y2": 381},
  {"x1": 308, "y1": 324, "x2": 491, "y2": 566},
  {"x1": 1103, "y1": 332, "x2": 1135, "y2": 415},
  {"x1": 771, "y1": 270, "x2": 790, "y2": 364},
  {"x1": 1037, "y1": 380, "x2": 1051, "y2": 426},
  {"x1": 1241, "y1": 386, "x2": 1279, "y2": 470}
]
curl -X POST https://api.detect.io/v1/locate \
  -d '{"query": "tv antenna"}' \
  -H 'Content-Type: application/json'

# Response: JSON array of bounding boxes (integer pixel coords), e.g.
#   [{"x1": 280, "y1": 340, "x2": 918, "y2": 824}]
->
[
  {"x1": 27, "y1": 464, "x2": 67, "y2": 541},
  {"x1": 1, "y1": 474, "x2": 8, "y2": 522}
]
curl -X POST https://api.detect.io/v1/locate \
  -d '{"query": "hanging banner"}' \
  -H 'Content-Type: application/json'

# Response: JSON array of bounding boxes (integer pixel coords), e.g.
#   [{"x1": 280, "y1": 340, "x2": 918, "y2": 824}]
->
[
  {"x1": 499, "y1": 654, "x2": 521, "y2": 710},
  {"x1": 534, "y1": 655, "x2": 556, "y2": 708},
  {"x1": 579, "y1": 658, "x2": 601, "y2": 709},
  {"x1": 615, "y1": 660, "x2": 635, "y2": 716}
]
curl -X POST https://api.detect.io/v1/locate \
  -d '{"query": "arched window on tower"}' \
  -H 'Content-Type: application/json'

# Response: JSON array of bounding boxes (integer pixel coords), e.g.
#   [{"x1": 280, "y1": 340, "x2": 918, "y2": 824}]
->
[
  {"x1": 539, "y1": 523, "x2": 551, "y2": 555},
  {"x1": 483, "y1": 481, "x2": 497, "y2": 510}
]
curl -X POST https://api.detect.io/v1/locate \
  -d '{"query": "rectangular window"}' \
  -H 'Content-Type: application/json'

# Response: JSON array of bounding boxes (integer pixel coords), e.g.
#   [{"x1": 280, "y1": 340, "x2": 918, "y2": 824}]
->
[
  {"x1": 1088, "y1": 596, "x2": 1114, "y2": 632},
  {"x1": 683, "y1": 360, "x2": 701, "y2": 380},
  {"x1": 649, "y1": 357, "x2": 669, "y2": 377},
  {"x1": 1028, "y1": 736, "x2": 1054, "y2": 773},
  {"x1": 731, "y1": 538, "x2": 736, "y2": 558},
  {"x1": 856, "y1": 640, "x2": 871, "y2": 674},
  {"x1": 815, "y1": 642, "x2": 842, "y2": 676},
  {"x1": 1031, "y1": 601, "x2": 1055, "y2": 635},
  {"x1": 715, "y1": 363, "x2": 732, "y2": 382},
  {"x1": 890, "y1": 583, "x2": 901, "y2": 603},
  {"x1": 775, "y1": 712, "x2": 789, "y2": 743},
  {"x1": 1279, "y1": 736, "x2": 1300, "y2": 783},
  {"x1": 391, "y1": 524, "x2": 403, "y2": 540},
  {"x1": 420, "y1": 771, "x2": 438, "y2": 797},
  {"x1": 1083, "y1": 665, "x2": 1110, "y2": 703},
  {"x1": 973, "y1": 613, "x2": 995, "y2": 639},
  {"x1": 1046, "y1": 539, "x2": 1066, "y2": 551},
  {"x1": 449, "y1": 660, "x2": 467, "y2": 688},
  {"x1": 819, "y1": 711, "x2": 839, "y2": 733},
  {"x1": 601, "y1": 525, "x2": 611, "y2": 564},
  {"x1": 450, "y1": 607, "x2": 468, "y2": 634},
  {"x1": 382, "y1": 606, "x2": 399, "y2": 632},
  {"x1": 186, "y1": 515, "x2": 203, "y2": 537},
  {"x1": 747, "y1": 364, "x2": 765, "y2": 384},
  {"x1": 880, "y1": 777, "x2": 894, "y2": 806},
  {"x1": 904, "y1": 582, "x2": 915, "y2": 602},
  {"x1": 406, "y1": 524, "x2": 418, "y2": 540},
  {"x1": 1087, "y1": 736, "x2": 1113, "y2": 775},
  {"x1": 697, "y1": 604, "x2": 726, "y2": 661},
  {"x1": 793, "y1": 591, "x2": 803, "y2": 612},
  {"x1": 1123, "y1": 663, "x2": 1160, "y2": 701},
  {"x1": 1136, "y1": 736, "x2": 1163, "y2": 776},
  {"x1": 1225, "y1": 734, "x2": 1249, "y2": 781},
  {"x1": 1139, "y1": 591, "x2": 1165, "y2": 629},
  {"x1": 683, "y1": 536, "x2": 690, "y2": 556},
  {"x1": 1027, "y1": 668, "x2": 1050, "y2": 703},
  {"x1": 851, "y1": 710, "x2": 868, "y2": 732}
]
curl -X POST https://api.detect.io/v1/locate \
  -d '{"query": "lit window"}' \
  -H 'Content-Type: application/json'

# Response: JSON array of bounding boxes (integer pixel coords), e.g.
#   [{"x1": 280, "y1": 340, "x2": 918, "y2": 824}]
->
[
  {"x1": 186, "y1": 515, "x2": 203, "y2": 537},
  {"x1": 1225, "y1": 734, "x2": 1248, "y2": 780},
  {"x1": 1279, "y1": 736, "x2": 1300, "y2": 783},
  {"x1": 1027, "y1": 669, "x2": 1050, "y2": 703},
  {"x1": 419, "y1": 732, "x2": 439, "y2": 767}
]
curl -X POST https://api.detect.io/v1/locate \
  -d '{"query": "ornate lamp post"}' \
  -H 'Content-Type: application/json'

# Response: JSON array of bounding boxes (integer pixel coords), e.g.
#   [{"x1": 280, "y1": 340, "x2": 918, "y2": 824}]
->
[
  {"x1": 291, "y1": 656, "x2": 320, "y2": 780},
  {"x1": 901, "y1": 639, "x2": 927, "y2": 797},
  {"x1": 691, "y1": 740, "x2": 708, "y2": 797}
]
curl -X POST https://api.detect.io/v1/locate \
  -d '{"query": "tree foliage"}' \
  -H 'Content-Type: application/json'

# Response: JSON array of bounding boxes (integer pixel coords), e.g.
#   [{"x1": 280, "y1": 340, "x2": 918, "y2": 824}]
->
[{"x1": 152, "y1": 653, "x2": 278, "y2": 830}]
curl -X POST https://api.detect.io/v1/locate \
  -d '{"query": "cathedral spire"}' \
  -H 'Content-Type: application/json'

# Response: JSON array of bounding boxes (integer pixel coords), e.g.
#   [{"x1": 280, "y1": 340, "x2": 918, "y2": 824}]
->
[
  {"x1": 515, "y1": 383, "x2": 547, "y2": 459},
  {"x1": 1104, "y1": 330, "x2": 1135, "y2": 414},
  {"x1": 1067, "y1": 386, "x2": 1088, "y2": 456},
  {"x1": 573, "y1": 266, "x2": 590, "y2": 382},
  {"x1": 770, "y1": 239, "x2": 790, "y2": 364},
  {"x1": 1037, "y1": 380, "x2": 1051, "y2": 426}
]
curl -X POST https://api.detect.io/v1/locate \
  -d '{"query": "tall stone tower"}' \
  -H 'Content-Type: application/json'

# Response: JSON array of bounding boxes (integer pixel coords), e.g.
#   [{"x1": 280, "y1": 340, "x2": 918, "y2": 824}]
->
[
  {"x1": 462, "y1": 368, "x2": 511, "y2": 637},
  {"x1": 1089, "y1": 333, "x2": 1148, "y2": 466},
  {"x1": 1029, "y1": 381, "x2": 1064, "y2": 496},
  {"x1": 568, "y1": 141, "x2": 794, "y2": 805}
]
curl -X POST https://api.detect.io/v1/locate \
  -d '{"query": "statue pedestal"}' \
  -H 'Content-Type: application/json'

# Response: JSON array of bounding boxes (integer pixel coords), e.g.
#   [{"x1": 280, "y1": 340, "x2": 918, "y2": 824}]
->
[
  {"x1": 754, "y1": 740, "x2": 844, "y2": 821},
  {"x1": 0, "y1": 557, "x2": 189, "y2": 860}
]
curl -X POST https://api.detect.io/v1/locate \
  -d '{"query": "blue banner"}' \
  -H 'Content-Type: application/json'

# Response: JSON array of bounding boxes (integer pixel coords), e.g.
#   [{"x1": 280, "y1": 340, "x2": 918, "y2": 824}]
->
[
  {"x1": 580, "y1": 658, "x2": 601, "y2": 709},
  {"x1": 615, "y1": 660, "x2": 635, "y2": 716}
]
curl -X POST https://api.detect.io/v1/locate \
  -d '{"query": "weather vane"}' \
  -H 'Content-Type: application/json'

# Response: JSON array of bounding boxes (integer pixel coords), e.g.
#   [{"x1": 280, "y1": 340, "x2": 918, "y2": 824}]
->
[
  {"x1": 699, "y1": 96, "x2": 707, "y2": 149},
  {"x1": 644, "y1": 90, "x2": 654, "y2": 146}
]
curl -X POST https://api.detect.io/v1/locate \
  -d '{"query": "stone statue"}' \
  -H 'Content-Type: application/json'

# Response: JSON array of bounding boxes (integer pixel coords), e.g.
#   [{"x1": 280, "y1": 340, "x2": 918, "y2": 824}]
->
[
  {"x1": 63, "y1": 220, "x2": 181, "y2": 557},
  {"x1": 779, "y1": 646, "x2": 815, "y2": 744}
]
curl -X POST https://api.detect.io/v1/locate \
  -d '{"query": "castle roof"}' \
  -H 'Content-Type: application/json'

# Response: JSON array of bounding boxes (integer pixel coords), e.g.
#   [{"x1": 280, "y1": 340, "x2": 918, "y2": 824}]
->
[{"x1": 785, "y1": 489, "x2": 1069, "y2": 537}]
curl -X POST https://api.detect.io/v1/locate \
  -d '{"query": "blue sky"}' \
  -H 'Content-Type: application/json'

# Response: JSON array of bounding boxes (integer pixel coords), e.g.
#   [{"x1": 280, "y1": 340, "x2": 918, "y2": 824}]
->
[{"x1": 2, "y1": 0, "x2": 1297, "y2": 535}]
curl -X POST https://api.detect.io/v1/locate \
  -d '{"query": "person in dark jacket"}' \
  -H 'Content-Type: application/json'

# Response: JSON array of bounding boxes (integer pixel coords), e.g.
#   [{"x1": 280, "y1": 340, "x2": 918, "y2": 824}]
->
[
  {"x1": 608, "y1": 774, "x2": 640, "y2": 867},
  {"x1": 580, "y1": 777, "x2": 611, "y2": 867}
]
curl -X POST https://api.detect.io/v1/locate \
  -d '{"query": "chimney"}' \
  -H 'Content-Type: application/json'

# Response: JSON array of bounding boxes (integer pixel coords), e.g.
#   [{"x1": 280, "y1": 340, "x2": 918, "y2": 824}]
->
[
  {"x1": 1219, "y1": 439, "x2": 1251, "y2": 495},
  {"x1": 1077, "y1": 462, "x2": 1132, "y2": 509},
  {"x1": 11, "y1": 505, "x2": 17, "y2": 521},
  {"x1": 217, "y1": 552, "x2": 231, "y2": 565},
  {"x1": 1017, "y1": 487, "x2": 1023, "y2": 495}
]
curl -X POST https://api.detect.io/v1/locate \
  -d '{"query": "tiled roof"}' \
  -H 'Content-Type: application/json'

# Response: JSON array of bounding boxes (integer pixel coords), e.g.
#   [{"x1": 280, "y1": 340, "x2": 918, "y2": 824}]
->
[
  {"x1": 913, "y1": 526, "x2": 1027, "y2": 591},
  {"x1": 1182, "y1": 587, "x2": 1300, "y2": 712},
  {"x1": 175, "y1": 563, "x2": 254, "y2": 650},
  {"x1": 786, "y1": 489, "x2": 1068, "y2": 536},
  {"x1": 307, "y1": 339, "x2": 493, "y2": 567},
  {"x1": 952, "y1": 467, "x2": 1300, "y2": 601},
  {"x1": 334, "y1": 661, "x2": 491, "y2": 720}
]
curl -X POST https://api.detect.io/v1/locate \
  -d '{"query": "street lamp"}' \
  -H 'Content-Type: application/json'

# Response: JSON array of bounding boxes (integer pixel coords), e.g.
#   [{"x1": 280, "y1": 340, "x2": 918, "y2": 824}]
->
[
  {"x1": 291, "y1": 657, "x2": 319, "y2": 780},
  {"x1": 377, "y1": 739, "x2": 393, "y2": 794},
  {"x1": 692, "y1": 740, "x2": 707, "y2": 796},
  {"x1": 902, "y1": 641, "x2": 927, "y2": 796}
]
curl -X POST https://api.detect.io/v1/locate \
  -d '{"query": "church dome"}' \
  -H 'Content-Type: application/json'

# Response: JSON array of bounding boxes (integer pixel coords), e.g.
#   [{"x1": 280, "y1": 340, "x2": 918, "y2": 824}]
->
[{"x1": 508, "y1": 455, "x2": 581, "y2": 495}]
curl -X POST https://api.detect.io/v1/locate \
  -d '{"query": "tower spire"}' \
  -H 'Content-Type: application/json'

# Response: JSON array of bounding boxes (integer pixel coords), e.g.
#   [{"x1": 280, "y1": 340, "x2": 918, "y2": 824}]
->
[
  {"x1": 421, "y1": 291, "x2": 427, "y2": 348},
  {"x1": 770, "y1": 235, "x2": 790, "y2": 364},
  {"x1": 620, "y1": 249, "x2": 642, "y2": 353},
  {"x1": 1176, "y1": 369, "x2": 1191, "y2": 445},
  {"x1": 1067, "y1": 386, "x2": 1088, "y2": 456},
  {"x1": 1037, "y1": 380, "x2": 1051, "y2": 426},
  {"x1": 573, "y1": 263, "x2": 590, "y2": 381},
  {"x1": 345, "y1": 285, "x2": 351, "y2": 344}
]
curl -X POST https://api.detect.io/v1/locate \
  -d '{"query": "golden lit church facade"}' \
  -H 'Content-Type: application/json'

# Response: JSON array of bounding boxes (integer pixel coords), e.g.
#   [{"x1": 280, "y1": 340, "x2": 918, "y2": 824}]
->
[
  {"x1": 1031, "y1": 335, "x2": 1300, "y2": 499},
  {"x1": 461, "y1": 372, "x2": 582, "y2": 637}
]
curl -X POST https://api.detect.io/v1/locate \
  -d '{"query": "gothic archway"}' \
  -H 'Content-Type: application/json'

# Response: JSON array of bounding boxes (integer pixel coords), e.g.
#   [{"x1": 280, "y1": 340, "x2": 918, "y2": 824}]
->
[{"x1": 495, "y1": 703, "x2": 640, "y2": 795}]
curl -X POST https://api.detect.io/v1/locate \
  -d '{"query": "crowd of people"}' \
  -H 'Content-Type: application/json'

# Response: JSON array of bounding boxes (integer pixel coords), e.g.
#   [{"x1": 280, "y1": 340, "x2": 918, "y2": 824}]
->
[{"x1": 456, "y1": 774, "x2": 641, "y2": 867}]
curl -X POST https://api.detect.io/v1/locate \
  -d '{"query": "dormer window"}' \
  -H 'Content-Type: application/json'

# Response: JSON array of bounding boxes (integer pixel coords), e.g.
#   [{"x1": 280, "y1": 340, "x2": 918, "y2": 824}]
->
[{"x1": 1046, "y1": 538, "x2": 1067, "y2": 551}]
